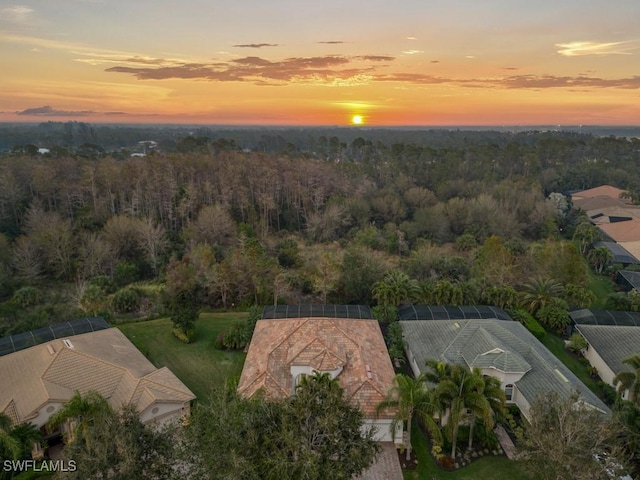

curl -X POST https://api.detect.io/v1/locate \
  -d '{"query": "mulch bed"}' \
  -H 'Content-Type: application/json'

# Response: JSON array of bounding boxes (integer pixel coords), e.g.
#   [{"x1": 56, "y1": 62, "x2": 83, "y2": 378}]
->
[{"x1": 396, "y1": 448, "x2": 419, "y2": 470}]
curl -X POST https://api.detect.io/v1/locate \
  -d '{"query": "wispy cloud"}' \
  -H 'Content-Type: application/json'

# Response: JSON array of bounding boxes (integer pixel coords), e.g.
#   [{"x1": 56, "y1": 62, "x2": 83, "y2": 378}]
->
[
  {"x1": 1, "y1": 5, "x2": 33, "y2": 24},
  {"x1": 16, "y1": 105, "x2": 94, "y2": 116},
  {"x1": 402, "y1": 50, "x2": 423, "y2": 55},
  {"x1": 233, "y1": 43, "x2": 279, "y2": 48},
  {"x1": 495, "y1": 74, "x2": 640, "y2": 89},
  {"x1": 103, "y1": 49, "x2": 640, "y2": 91},
  {"x1": 106, "y1": 54, "x2": 387, "y2": 85},
  {"x1": 318, "y1": 40, "x2": 346, "y2": 44},
  {"x1": 556, "y1": 40, "x2": 637, "y2": 56}
]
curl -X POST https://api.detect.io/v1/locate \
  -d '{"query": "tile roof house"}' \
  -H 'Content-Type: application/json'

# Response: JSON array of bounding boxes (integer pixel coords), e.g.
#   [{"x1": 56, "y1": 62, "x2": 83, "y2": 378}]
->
[
  {"x1": 401, "y1": 314, "x2": 609, "y2": 420},
  {"x1": 572, "y1": 310, "x2": 640, "y2": 401},
  {"x1": 237, "y1": 316, "x2": 402, "y2": 444},
  {"x1": 0, "y1": 328, "x2": 195, "y2": 456},
  {"x1": 572, "y1": 185, "x2": 629, "y2": 210}
]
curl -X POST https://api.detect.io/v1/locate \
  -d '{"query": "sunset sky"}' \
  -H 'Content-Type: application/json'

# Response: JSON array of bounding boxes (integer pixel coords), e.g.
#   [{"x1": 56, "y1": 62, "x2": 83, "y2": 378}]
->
[{"x1": 1, "y1": 0, "x2": 639, "y2": 126}]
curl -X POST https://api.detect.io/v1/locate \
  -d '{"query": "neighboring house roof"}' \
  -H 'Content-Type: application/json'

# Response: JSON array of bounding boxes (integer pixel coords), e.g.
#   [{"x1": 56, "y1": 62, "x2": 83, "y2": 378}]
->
[
  {"x1": 572, "y1": 185, "x2": 627, "y2": 204},
  {"x1": 599, "y1": 219, "x2": 640, "y2": 242},
  {"x1": 617, "y1": 241, "x2": 640, "y2": 264},
  {"x1": 237, "y1": 317, "x2": 396, "y2": 419},
  {"x1": 587, "y1": 206, "x2": 640, "y2": 224},
  {"x1": 577, "y1": 196, "x2": 629, "y2": 212},
  {"x1": 575, "y1": 324, "x2": 640, "y2": 377},
  {"x1": 0, "y1": 328, "x2": 195, "y2": 426},
  {"x1": 571, "y1": 309, "x2": 640, "y2": 327},
  {"x1": 617, "y1": 270, "x2": 640, "y2": 291},
  {"x1": 593, "y1": 242, "x2": 639, "y2": 265},
  {"x1": 401, "y1": 318, "x2": 609, "y2": 414}
]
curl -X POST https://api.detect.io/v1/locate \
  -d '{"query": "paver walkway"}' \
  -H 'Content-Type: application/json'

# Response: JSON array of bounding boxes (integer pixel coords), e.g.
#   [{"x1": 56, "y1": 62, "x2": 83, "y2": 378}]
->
[
  {"x1": 355, "y1": 442, "x2": 403, "y2": 480},
  {"x1": 495, "y1": 424, "x2": 517, "y2": 459}
]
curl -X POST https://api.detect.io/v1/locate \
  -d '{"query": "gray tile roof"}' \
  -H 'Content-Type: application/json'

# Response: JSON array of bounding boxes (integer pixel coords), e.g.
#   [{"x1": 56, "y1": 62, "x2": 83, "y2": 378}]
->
[
  {"x1": 593, "y1": 242, "x2": 639, "y2": 265},
  {"x1": 576, "y1": 325, "x2": 640, "y2": 375},
  {"x1": 401, "y1": 319, "x2": 609, "y2": 413}
]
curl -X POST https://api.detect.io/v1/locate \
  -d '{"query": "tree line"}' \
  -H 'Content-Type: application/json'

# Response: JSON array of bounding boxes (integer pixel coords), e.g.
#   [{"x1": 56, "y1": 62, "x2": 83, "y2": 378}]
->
[{"x1": 1, "y1": 130, "x2": 639, "y2": 337}]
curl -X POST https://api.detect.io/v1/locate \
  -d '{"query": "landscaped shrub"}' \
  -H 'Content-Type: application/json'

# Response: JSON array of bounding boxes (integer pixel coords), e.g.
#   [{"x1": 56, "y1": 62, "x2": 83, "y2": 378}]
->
[
  {"x1": 216, "y1": 306, "x2": 263, "y2": 350},
  {"x1": 597, "y1": 381, "x2": 617, "y2": 405},
  {"x1": 383, "y1": 321, "x2": 405, "y2": 366},
  {"x1": 111, "y1": 287, "x2": 140, "y2": 313},
  {"x1": 220, "y1": 321, "x2": 249, "y2": 350},
  {"x1": 371, "y1": 304, "x2": 398, "y2": 323},
  {"x1": 567, "y1": 332, "x2": 588, "y2": 353},
  {"x1": 11, "y1": 286, "x2": 43, "y2": 307},
  {"x1": 173, "y1": 326, "x2": 196, "y2": 343},
  {"x1": 473, "y1": 421, "x2": 500, "y2": 450}
]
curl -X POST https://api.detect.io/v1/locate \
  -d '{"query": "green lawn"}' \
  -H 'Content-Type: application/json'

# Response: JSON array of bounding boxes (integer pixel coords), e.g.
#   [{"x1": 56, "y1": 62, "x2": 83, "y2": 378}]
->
[
  {"x1": 403, "y1": 420, "x2": 529, "y2": 480},
  {"x1": 538, "y1": 333, "x2": 600, "y2": 394},
  {"x1": 118, "y1": 312, "x2": 247, "y2": 402},
  {"x1": 588, "y1": 271, "x2": 615, "y2": 308}
]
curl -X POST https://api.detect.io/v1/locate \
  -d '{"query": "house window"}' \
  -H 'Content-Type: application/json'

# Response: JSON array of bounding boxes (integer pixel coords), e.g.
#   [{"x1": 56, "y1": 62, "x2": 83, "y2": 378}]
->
[{"x1": 505, "y1": 384, "x2": 514, "y2": 402}]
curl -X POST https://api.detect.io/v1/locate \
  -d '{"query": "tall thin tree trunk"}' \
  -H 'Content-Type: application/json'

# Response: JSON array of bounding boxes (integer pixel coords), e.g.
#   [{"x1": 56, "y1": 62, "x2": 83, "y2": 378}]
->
[
  {"x1": 451, "y1": 424, "x2": 458, "y2": 459},
  {"x1": 468, "y1": 414, "x2": 475, "y2": 450},
  {"x1": 406, "y1": 414, "x2": 412, "y2": 461}
]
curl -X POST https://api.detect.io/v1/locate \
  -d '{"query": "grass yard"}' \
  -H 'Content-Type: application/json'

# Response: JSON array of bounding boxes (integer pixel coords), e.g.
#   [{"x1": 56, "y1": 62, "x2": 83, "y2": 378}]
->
[
  {"x1": 588, "y1": 272, "x2": 615, "y2": 308},
  {"x1": 402, "y1": 420, "x2": 529, "y2": 480},
  {"x1": 538, "y1": 333, "x2": 600, "y2": 394},
  {"x1": 118, "y1": 312, "x2": 247, "y2": 402}
]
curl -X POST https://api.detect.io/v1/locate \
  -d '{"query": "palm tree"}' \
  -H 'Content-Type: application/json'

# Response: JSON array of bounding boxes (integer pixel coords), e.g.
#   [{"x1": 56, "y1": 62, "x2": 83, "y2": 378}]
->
[
  {"x1": 48, "y1": 390, "x2": 114, "y2": 444},
  {"x1": 376, "y1": 373, "x2": 443, "y2": 461},
  {"x1": 0, "y1": 413, "x2": 21, "y2": 460},
  {"x1": 468, "y1": 375, "x2": 506, "y2": 450},
  {"x1": 614, "y1": 354, "x2": 640, "y2": 404},
  {"x1": 519, "y1": 277, "x2": 564, "y2": 315},
  {"x1": 372, "y1": 270, "x2": 417, "y2": 307},
  {"x1": 572, "y1": 221, "x2": 600, "y2": 254},
  {"x1": 0, "y1": 413, "x2": 42, "y2": 461},
  {"x1": 423, "y1": 359, "x2": 453, "y2": 427},
  {"x1": 588, "y1": 246, "x2": 613, "y2": 275},
  {"x1": 435, "y1": 365, "x2": 502, "y2": 459}
]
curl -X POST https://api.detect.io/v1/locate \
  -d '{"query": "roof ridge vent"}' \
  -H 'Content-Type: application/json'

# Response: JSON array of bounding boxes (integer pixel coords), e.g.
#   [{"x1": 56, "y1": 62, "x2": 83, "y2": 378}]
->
[
  {"x1": 47, "y1": 344, "x2": 56, "y2": 355},
  {"x1": 62, "y1": 339, "x2": 74, "y2": 349}
]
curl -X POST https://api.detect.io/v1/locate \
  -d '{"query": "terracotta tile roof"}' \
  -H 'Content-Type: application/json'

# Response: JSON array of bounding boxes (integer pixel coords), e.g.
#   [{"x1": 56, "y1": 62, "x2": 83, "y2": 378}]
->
[
  {"x1": 599, "y1": 219, "x2": 640, "y2": 242},
  {"x1": 588, "y1": 205, "x2": 640, "y2": 224},
  {"x1": 572, "y1": 185, "x2": 626, "y2": 202},
  {"x1": 0, "y1": 328, "x2": 195, "y2": 427},
  {"x1": 237, "y1": 317, "x2": 397, "y2": 419}
]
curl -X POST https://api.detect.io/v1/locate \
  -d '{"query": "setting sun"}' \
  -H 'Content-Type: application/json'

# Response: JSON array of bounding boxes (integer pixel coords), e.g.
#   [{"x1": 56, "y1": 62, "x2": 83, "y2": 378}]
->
[{"x1": 352, "y1": 115, "x2": 363, "y2": 125}]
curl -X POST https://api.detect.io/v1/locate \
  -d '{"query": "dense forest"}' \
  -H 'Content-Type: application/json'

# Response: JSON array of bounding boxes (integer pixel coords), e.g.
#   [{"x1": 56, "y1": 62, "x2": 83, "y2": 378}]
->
[{"x1": 1, "y1": 125, "x2": 640, "y2": 337}]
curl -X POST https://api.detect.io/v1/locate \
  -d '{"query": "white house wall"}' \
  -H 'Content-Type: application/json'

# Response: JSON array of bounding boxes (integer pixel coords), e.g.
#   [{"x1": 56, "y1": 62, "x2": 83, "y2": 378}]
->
[
  {"x1": 362, "y1": 419, "x2": 403, "y2": 444},
  {"x1": 406, "y1": 347, "x2": 421, "y2": 378},
  {"x1": 139, "y1": 402, "x2": 187, "y2": 426},
  {"x1": 478, "y1": 369, "x2": 525, "y2": 386},
  {"x1": 583, "y1": 342, "x2": 629, "y2": 400}
]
